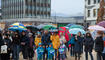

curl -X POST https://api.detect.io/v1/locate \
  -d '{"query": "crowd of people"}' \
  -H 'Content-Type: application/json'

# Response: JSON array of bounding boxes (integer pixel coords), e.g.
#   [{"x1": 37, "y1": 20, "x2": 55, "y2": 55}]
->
[{"x1": 0, "y1": 29, "x2": 105, "y2": 60}]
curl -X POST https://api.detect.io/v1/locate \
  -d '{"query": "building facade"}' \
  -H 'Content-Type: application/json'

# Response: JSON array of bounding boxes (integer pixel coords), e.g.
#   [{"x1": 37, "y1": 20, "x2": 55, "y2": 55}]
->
[
  {"x1": 1, "y1": 0, "x2": 51, "y2": 19},
  {"x1": 85, "y1": 0, "x2": 100, "y2": 25}
]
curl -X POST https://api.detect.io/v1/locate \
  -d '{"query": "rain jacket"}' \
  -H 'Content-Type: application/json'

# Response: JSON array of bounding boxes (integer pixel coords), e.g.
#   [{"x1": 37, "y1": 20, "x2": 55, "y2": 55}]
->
[
  {"x1": 83, "y1": 37, "x2": 94, "y2": 52},
  {"x1": 95, "y1": 36, "x2": 104, "y2": 52},
  {"x1": 34, "y1": 36, "x2": 41, "y2": 47},
  {"x1": 59, "y1": 44, "x2": 66, "y2": 55},
  {"x1": 41, "y1": 33, "x2": 51, "y2": 46},
  {"x1": 50, "y1": 35, "x2": 60, "y2": 49},
  {"x1": 68, "y1": 36, "x2": 75, "y2": 45},
  {"x1": 37, "y1": 46, "x2": 44, "y2": 59},
  {"x1": 74, "y1": 36, "x2": 84, "y2": 53},
  {"x1": 47, "y1": 45, "x2": 55, "y2": 59}
]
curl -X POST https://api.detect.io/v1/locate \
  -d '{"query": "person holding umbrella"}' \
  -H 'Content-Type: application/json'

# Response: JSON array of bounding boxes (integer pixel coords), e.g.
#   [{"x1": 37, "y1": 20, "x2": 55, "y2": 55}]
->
[
  {"x1": 12, "y1": 31, "x2": 21, "y2": 60},
  {"x1": 83, "y1": 32, "x2": 94, "y2": 60},
  {"x1": 41, "y1": 30, "x2": 52, "y2": 60},
  {"x1": 1, "y1": 34, "x2": 12, "y2": 60},
  {"x1": 20, "y1": 31, "x2": 30, "y2": 60},
  {"x1": 95, "y1": 31, "x2": 104, "y2": 60},
  {"x1": 74, "y1": 32, "x2": 84, "y2": 60},
  {"x1": 102, "y1": 33, "x2": 105, "y2": 60},
  {"x1": 50, "y1": 29, "x2": 60, "y2": 60}
]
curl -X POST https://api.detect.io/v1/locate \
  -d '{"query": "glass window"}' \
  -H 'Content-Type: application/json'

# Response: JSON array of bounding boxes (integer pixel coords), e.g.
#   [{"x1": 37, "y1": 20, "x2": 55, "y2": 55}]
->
[
  {"x1": 98, "y1": 0, "x2": 100, "y2": 3},
  {"x1": 88, "y1": 0, "x2": 91, "y2": 5},
  {"x1": 93, "y1": 9, "x2": 96, "y2": 17},
  {"x1": 87, "y1": 10, "x2": 90, "y2": 17},
  {"x1": 94, "y1": 0, "x2": 96, "y2": 4}
]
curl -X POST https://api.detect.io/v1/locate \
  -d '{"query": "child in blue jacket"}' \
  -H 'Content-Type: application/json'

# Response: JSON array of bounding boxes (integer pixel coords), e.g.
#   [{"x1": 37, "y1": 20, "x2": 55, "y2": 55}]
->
[
  {"x1": 47, "y1": 43, "x2": 55, "y2": 60},
  {"x1": 37, "y1": 43, "x2": 44, "y2": 60}
]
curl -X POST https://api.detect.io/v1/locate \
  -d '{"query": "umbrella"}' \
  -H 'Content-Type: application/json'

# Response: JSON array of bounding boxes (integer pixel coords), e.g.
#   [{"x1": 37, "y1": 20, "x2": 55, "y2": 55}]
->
[
  {"x1": 43, "y1": 25, "x2": 56, "y2": 30},
  {"x1": 36, "y1": 24, "x2": 46, "y2": 29},
  {"x1": 69, "y1": 28, "x2": 86, "y2": 34},
  {"x1": 59, "y1": 27, "x2": 72, "y2": 41},
  {"x1": 66, "y1": 24, "x2": 75, "y2": 27},
  {"x1": 88, "y1": 25, "x2": 105, "y2": 31},
  {"x1": 9, "y1": 22, "x2": 27, "y2": 32},
  {"x1": 8, "y1": 26, "x2": 27, "y2": 32},
  {"x1": 69, "y1": 25, "x2": 84, "y2": 29},
  {"x1": 97, "y1": 21, "x2": 105, "y2": 28},
  {"x1": 10, "y1": 22, "x2": 25, "y2": 27},
  {"x1": 26, "y1": 25, "x2": 39, "y2": 32}
]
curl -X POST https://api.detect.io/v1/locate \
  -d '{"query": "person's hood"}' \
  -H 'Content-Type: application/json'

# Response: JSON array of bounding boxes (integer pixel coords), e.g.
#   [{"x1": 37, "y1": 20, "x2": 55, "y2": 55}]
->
[{"x1": 38, "y1": 43, "x2": 42, "y2": 46}]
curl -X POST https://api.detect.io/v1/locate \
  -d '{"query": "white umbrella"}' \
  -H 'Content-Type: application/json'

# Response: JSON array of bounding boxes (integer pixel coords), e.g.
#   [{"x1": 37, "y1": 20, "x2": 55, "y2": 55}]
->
[
  {"x1": 69, "y1": 28, "x2": 86, "y2": 34},
  {"x1": 88, "y1": 25, "x2": 105, "y2": 31}
]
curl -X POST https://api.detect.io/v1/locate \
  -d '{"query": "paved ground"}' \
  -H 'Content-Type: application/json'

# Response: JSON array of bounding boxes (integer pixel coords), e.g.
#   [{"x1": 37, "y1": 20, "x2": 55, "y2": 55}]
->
[{"x1": 19, "y1": 50, "x2": 97, "y2": 60}]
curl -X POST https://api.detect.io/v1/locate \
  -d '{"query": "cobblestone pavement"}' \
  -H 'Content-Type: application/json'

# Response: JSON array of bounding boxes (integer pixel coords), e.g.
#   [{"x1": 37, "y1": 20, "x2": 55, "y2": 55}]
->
[{"x1": 19, "y1": 50, "x2": 97, "y2": 60}]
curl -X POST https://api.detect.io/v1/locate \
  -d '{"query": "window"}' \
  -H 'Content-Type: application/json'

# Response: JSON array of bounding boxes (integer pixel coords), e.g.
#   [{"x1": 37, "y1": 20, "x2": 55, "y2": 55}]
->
[
  {"x1": 88, "y1": 0, "x2": 91, "y2": 5},
  {"x1": 98, "y1": 0, "x2": 100, "y2": 3},
  {"x1": 93, "y1": 9, "x2": 96, "y2": 17},
  {"x1": 94, "y1": 0, "x2": 96, "y2": 4},
  {"x1": 87, "y1": 10, "x2": 90, "y2": 17}
]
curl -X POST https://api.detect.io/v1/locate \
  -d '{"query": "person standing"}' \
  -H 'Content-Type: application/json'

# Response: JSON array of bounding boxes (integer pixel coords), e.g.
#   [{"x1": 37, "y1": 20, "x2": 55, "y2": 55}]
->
[
  {"x1": 50, "y1": 31, "x2": 60, "y2": 60},
  {"x1": 41, "y1": 30, "x2": 52, "y2": 60},
  {"x1": 12, "y1": 33, "x2": 20, "y2": 60},
  {"x1": 47, "y1": 43, "x2": 55, "y2": 60},
  {"x1": 68, "y1": 34, "x2": 75, "y2": 56},
  {"x1": 84, "y1": 33, "x2": 94, "y2": 60},
  {"x1": 20, "y1": 31, "x2": 29, "y2": 60},
  {"x1": 1, "y1": 34, "x2": 11, "y2": 60},
  {"x1": 35, "y1": 32, "x2": 42, "y2": 48},
  {"x1": 74, "y1": 32, "x2": 84, "y2": 60},
  {"x1": 59, "y1": 41, "x2": 67, "y2": 60},
  {"x1": 0, "y1": 32, "x2": 3, "y2": 60},
  {"x1": 102, "y1": 33, "x2": 105, "y2": 60},
  {"x1": 37, "y1": 43, "x2": 44, "y2": 60},
  {"x1": 95, "y1": 31, "x2": 104, "y2": 60},
  {"x1": 28, "y1": 33, "x2": 34, "y2": 60}
]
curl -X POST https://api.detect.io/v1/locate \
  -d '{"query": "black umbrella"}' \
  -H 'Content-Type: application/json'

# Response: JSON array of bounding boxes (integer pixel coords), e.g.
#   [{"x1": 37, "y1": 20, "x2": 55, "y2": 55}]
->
[{"x1": 26, "y1": 25, "x2": 39, "y2": 32}]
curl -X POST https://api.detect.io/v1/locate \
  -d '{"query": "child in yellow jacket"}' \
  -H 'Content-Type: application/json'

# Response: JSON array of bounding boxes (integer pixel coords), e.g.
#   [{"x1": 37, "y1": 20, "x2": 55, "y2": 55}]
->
[{"x1": 34, "y1": 32, "x2": 41, "y2": 48}]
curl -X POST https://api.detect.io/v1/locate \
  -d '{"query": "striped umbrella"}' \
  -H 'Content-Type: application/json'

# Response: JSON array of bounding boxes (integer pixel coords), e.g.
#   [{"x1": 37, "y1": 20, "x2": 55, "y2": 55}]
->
[
  {"x1": 10, "y1": 22, "x2": 25, "y2": 27},
  {"x1": 9, "y1": 23, "x2": 27, "y2": 32}
]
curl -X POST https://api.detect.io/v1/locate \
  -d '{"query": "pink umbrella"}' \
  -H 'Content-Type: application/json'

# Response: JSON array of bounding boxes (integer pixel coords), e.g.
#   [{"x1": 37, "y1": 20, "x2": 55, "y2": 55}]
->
[
  {"x1": 88, "y1": 25, "x2": 105, "y2": 31},
  {"x1": 98, "y1": 21, "x2": 105, "y2": 28},
  {"x1": 59, "y1": 27, "x2": 72, "y2": 41}
]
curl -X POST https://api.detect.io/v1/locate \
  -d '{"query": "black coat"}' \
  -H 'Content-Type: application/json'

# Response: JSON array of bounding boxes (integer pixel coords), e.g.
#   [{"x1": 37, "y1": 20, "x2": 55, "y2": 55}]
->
[
  {"x1": 95, "y1": 36, "x2": 104, "y2": 52},
  {"x1": 20, "y1": 35, "x2": 30, "y2": 46},
  {"x1": 74, "y1": 36, "x2": 84, "y2": 53},
  {"x1": 12, "y1": 37, "x2": 20, "y2": 45},
  {"x1": 84, "y1": 37, "x2": 94, "y2": 52},
  {"x1": 1, "y1": 38, "x2": 12, "y2": 52},
  {"x1": 41, "y1": 33, "x2": 51, "y2": 46}
]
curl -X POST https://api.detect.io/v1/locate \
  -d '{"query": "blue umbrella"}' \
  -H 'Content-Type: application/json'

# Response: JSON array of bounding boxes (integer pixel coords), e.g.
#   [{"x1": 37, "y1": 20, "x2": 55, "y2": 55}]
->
[
  {"x1": 8, "y1": 26, "x2": 27, "y2": 32},
  {"x1": 69, "y1": 28, "x2": 86, "y2": 34},
  {"x1": 65, "y1": 24, "x2": 75, "y2": 29}
]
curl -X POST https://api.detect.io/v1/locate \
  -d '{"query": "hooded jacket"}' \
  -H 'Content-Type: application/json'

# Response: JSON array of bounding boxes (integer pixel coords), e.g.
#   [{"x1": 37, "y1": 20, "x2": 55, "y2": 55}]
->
[{"x1": 50, "y1": 35, "x2": 60, "y2": 49}]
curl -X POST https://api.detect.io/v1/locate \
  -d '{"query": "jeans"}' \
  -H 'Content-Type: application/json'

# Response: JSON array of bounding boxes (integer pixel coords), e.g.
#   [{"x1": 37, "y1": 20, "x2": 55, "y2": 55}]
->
[
  {"x1": 28, "y1": 48, "x2": 34, "y2": 59},
  {"x1": 70, "y1": 46, "x2": 75, "y2": 56},
  {"x1": 21, "y1": 46, "x2": 28, "y2": 59},
  {"x1": 75, "y1": 52, "x2": 81, "y2": 60},
  {"x1": 13, "y1": 44, "x2": 20, "y2": 60},
  {"x1": 55, "y1": 49, "x2": 57, "y2": 60},
  {"x1": 102, "y1": 53, "x2": 105, "y2": 60},
  {"x1": 97, "y1": 52, "x2": 102, "y2": 60},
  {"x1": 85, "y1": 51, "x2": 93, "y2": 60}
]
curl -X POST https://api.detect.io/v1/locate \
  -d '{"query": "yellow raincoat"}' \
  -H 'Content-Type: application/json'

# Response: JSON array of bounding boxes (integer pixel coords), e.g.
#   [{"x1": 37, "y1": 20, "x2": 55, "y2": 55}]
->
[
  {"x1": 34, "y1": 36, "x2": 41, "y2": 47},
  {"x1": 50, "y1": 35, "x2": 60, "y2": 49}
]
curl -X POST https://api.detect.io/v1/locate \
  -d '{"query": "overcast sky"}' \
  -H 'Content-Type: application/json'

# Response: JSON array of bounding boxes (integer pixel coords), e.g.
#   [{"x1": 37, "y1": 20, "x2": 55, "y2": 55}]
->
[
  {"x1": 0, "y1": 0, "x2": 84, "y2": 16},
  {"x1": 51, "y1": 0, "x2": 84, "y2": 16}
]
